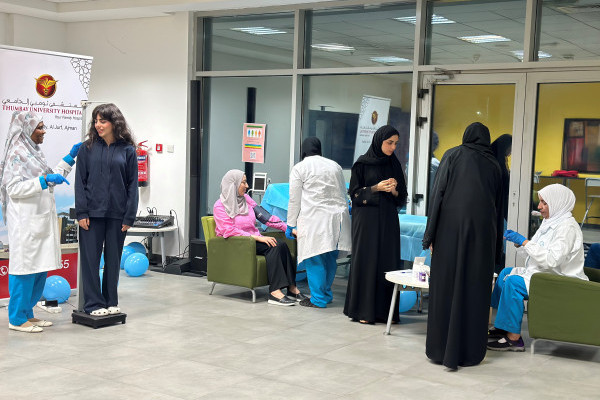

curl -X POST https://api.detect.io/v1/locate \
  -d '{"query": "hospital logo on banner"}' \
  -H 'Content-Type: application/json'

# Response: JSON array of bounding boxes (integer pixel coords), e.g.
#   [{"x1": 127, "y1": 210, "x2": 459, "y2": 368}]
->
[{"x1": 34, "y1": 74, "x2": 58, "y2": 98}]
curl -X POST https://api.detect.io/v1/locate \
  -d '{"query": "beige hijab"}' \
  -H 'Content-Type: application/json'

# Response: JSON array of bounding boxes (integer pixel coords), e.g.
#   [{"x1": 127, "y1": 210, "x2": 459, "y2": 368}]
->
[{"x1": 219, "y1": 169, "x2": 248, "y2": 218}]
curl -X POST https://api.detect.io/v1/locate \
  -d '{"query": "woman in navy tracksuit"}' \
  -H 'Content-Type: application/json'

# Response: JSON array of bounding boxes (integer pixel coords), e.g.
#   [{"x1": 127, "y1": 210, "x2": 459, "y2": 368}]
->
[{"x1": 75, "y1": 103, "x2": 138, "y2": 316}]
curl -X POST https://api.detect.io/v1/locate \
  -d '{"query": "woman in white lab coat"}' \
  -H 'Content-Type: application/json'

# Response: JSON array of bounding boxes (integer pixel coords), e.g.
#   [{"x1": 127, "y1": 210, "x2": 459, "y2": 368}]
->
[
  {"x1": 0, "y1": 111, "x2": 79, "y2": 333},
  {"x1": 287, "y1": 137, "x2": 351, "y2": 307},
  {"x1": 487, "y1": 183, "x2": 588, "y2": 351}
]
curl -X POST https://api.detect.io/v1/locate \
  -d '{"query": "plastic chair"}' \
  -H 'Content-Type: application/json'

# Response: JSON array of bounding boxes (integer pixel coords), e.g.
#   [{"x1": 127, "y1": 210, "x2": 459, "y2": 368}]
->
[{"x1": 581, "y1": 178, "x2": 600, "y2": 227}]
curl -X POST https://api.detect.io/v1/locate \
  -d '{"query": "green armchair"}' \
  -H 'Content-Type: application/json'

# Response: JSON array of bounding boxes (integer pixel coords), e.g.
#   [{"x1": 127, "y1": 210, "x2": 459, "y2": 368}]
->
[
  {"x1": 201, "y1": 216, "x2": 296, "y2": 302},
  {"x1": 528, "y1": 267, "x2": 600, "y2": 353}
]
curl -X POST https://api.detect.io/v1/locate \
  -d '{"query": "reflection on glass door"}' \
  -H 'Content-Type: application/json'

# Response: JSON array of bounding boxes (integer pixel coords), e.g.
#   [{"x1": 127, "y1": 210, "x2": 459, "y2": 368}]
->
[
  {"x1": 531, "y1": 82, "x2": 600, "y2": 244},
  {"x1": 429, "y1": 83, "x2": 516, "y2": 270},
  {"x1": 430, "y1": 84, "x2": 515, "y2": 202}
]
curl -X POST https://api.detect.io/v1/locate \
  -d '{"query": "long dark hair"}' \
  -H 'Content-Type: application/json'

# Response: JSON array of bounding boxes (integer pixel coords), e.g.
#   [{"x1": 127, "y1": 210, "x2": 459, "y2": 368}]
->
[{"x1": 85, "y1": 103, "x2": 135, "y2": 148}]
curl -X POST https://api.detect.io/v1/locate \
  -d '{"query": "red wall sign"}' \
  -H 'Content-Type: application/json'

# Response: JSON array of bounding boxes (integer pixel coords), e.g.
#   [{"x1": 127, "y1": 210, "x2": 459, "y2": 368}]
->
[{"x1": 0, "y1": 253, "x2": 78, "y2": 300}]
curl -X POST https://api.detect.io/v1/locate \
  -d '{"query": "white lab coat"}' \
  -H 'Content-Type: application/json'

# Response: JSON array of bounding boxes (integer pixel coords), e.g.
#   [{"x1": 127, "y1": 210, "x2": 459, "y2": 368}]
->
[
  {"x1": 511, "y1": 216, "x2": 588, "y2": 292},
  {"x1": 6, "y1": 159, "x2": 72, "y2": 275},
  {"x1": 287, "y1": 155, "x2": 351, "y2": 264}
]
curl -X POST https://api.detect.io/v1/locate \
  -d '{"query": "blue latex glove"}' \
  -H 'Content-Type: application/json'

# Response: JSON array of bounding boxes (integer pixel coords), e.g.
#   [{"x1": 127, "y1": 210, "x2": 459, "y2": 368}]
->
[
  {"x1": 45, "y1": 174, "x2": 69, "y2": 186},
  {"x1": 504, "y1": 229, "x2": 526, "y2": 246},
  {"x1": 285, "y1": 226, "x2": 296, "y2": 240},
  {"x1": 70, "y1": 142, "x2": 82, "y2": 158}
]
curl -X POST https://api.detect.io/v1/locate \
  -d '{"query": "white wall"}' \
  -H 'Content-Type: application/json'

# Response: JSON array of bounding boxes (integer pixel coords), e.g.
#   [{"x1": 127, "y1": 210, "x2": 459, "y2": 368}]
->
[
  {"x1": 2, "y1": 14, "x2": 67, "y2": 52},
  {"x1": 66, "y1": 13, "x2": 190, "y2": 256},
  {"x1": 1, "y1": 12, "x2": 191, "y2": 257}
]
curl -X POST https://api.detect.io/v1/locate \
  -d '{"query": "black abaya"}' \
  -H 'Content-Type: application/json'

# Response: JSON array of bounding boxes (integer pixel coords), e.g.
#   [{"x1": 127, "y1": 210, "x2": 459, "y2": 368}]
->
[
  {"x1": 344, "y1": 125, "x2": 408, "y2": 323},
  {"x1": 422, "y1": 122, "x2": 503, "y2": 369}
]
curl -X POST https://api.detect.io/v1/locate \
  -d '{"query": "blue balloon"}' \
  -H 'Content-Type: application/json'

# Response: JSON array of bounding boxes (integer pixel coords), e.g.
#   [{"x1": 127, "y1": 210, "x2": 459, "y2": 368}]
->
[
  {"x1": 398, "y1": 290, "x2": 417, "y2": 313},
  {"x1": 124, "y1": 253, "x2": 149, "y2": 277},
  {"x1": 120, "y1": 246, "x2": 136, "y2": 270},
  {"x1": 126, "y1": 242, "x2": 147, "y2": 256},
  {"x1": 43, "y1": 275, "x2": 71, "y2": 304}
]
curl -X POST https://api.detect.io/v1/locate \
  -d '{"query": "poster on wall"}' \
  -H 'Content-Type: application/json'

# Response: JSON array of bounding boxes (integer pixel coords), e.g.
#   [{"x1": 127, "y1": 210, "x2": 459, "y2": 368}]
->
[
  {"x1": 242, "y1": 122, "x2": 266, "y2": 163},
  {"x1": 0, "y1": 45, "x2": 93, "y2": 298},
  {"x1": 353, "y1": 95, "x2": 391, "y2": 162}
]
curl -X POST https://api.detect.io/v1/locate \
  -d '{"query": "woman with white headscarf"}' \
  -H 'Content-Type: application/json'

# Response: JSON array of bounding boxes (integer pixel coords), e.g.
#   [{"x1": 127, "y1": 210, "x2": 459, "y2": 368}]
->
[
  {"x1": 488, "y1": 184, "x2": 588, "y2": 351},
  {"x1": 213, "y1": 169, "x2": 306, "y2": 306},
  {"x1": 0, "y1": 111, "x2": 80, "y2": 333}
]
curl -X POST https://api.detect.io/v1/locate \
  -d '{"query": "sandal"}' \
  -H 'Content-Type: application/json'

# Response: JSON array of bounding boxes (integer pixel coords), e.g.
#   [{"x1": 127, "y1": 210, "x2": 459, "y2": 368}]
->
[
  {"x1": 90, "y1": 308, "x2": 108, "y2": 316},
  {"x1": 107, "y1": 306, "x2": 121, "y2": 314}
]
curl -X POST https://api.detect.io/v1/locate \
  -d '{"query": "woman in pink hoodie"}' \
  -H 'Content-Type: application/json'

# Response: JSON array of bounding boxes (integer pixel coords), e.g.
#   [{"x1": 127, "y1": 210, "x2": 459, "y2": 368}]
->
[{"x1": 213, "y1": 169, "x2": 306, "y2": 306}]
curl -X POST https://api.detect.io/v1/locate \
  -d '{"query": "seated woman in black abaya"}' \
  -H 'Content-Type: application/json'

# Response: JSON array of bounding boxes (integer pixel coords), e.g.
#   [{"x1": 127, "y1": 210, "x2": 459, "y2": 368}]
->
[{"x1": 344, "y1": 125, "x2": 408, "y2": 324}]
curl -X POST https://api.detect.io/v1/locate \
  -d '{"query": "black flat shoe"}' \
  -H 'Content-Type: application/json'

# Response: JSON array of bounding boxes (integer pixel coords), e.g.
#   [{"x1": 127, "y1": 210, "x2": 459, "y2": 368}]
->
[
  {"x1": 287, "y1": 290, "x2": 308, "y2": 302},
  {"x1": 267, "y1": 294, "x2": 295, "y2": 306}
]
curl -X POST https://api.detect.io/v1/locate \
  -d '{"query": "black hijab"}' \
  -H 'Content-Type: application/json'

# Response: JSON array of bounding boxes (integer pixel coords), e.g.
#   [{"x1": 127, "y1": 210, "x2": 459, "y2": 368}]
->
[
  {"x1": 490, "y1": 134, "x2": 512, "y2": 174},
  {"x1": 301, "y1": 137, "x2": 322, "y2": 160},
  {"x1": 357, "y1": 125, "x2": 399, "y2": 165},
  {"x1": 461, "y1": 122, "x2": 498, "y2": 166},
  {"x1": 355, "y1": 125, "x2": 406, "y2": 189}
]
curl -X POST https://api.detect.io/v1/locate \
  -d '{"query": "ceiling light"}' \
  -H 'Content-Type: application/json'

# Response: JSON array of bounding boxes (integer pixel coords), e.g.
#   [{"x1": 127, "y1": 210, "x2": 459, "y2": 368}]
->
[
  {"x1": 369, "y1": 56, "x2": 411, "y2": 63},
  {"x1": 231, "y1": 27, "x2": 286, "y2": 35},
  {"x1": 394, "y1": 14, "x2": 455, "y2": 24},
  {"x1": 311, "y1": 43, "x2": 355, "y2": 52},
  {"x1": 511, "y1": 50, "x2": 553, "y2": 60},
  {"x1": 458, "y1": 35, "x2": 511, "y2": 44}
]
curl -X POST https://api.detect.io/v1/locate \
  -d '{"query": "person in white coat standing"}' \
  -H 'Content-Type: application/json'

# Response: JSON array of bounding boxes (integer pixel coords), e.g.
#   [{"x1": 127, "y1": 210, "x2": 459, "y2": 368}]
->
[
  {"x1": 286, "y1": 137, "x2": 351, "y2": 308},
  {"x1": 0, "y1": 111, "x2": 80, "y2": 333},
  {"x1": 487, "y1": 183, "x2": 588, "y2": 351}
]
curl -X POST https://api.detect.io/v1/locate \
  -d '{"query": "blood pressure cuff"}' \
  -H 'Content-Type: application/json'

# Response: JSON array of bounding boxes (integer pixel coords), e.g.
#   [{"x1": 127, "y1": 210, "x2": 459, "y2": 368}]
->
[{"x1": 254, "y1": 205, "x2": 272, "y2": 224}]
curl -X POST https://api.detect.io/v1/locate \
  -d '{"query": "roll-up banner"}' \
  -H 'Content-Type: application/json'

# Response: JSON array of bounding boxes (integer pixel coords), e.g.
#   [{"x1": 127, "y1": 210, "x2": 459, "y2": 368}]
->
[
  {"x1": 0, "y1": 45, "x2": 93, "y2": 298},
  {"x1": 353, "y1": 95, "x2": 391, "y2": 163}
]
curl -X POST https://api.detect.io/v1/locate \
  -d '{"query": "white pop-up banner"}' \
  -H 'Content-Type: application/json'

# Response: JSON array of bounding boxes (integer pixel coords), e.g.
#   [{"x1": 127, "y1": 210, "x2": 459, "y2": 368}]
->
[
  {"x1": 0, "y1": 46, "x2": 93, "y2": 246},
  {"x1": 353, "y1": 95, "x2": 391, "y2": 163},
  {"x1": 0, "y1": 46, "x2": 92, "y2": 298}
]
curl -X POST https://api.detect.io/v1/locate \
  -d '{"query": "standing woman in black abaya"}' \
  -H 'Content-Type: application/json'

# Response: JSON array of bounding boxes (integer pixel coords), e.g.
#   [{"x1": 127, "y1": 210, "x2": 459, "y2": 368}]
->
[
  {"x1": 344, "y1": 125, "x2": 408, "y2": 324},
  {"x1": 422, "y1": 122, "x2": 503, "y2": 370}
]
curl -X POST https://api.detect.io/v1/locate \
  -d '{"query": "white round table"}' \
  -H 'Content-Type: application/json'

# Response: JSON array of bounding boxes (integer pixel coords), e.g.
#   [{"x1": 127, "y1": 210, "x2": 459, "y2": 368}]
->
[{"x1": 384, "y1": 269, "x2": 429, "y2": 335}]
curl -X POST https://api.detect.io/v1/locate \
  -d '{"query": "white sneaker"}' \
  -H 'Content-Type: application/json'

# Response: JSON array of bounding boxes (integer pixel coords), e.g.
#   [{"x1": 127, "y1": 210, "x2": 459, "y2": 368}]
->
[
  {"x1": 107, "y1": 306, "x2": 121, "y2": 314},
  {"x1": 36, "y1": 301, "x2": 62, "y2": 313}
]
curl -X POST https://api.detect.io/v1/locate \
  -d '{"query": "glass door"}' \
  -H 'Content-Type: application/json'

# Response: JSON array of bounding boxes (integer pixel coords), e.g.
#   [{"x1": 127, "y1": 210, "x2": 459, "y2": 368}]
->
[
  {"x1": 523, "y1": 72, "x2": 600, "y2": 247},
  {"x1": 416, "y1": 72, "x2": 527, "y2": 268}
]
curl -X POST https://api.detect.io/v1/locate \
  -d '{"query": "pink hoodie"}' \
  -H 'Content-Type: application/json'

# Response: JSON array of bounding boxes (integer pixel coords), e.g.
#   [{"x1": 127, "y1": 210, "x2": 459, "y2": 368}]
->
[{"x1": 213, "y1": 194, "x2": 287, "y2": 238}]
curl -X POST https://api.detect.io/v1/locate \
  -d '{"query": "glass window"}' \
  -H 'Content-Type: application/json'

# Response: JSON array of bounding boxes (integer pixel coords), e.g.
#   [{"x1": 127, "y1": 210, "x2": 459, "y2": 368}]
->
[
  {"x1": 301, "y1": 73, "x2": 412, "y2": 174},
  {"x1": 203, "y1": 76, "x2": 292, "y2": 214},
  {"x1": 305, "y1": 3, "x2": 416, "y2": 68},
  {"x1": 203, "y1": 13, "x2": 294, "y2": 71},
  {"x1": 425, "y1": 0, "x2": 527, "y2": 65},
  {"x1": 538, "y1": 1, "x2": 600, "y2": 62},
  {"x1": 430, "y1": 83, "x2": 515, "y2": 214},
  {"x1": 531, "y1": 82, "x2": 600, "y2": 240}
]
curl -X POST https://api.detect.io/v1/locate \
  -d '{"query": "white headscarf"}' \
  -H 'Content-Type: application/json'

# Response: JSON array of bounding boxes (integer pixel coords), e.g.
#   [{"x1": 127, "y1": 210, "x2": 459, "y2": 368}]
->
[
  {"x1": 537, "y1": 183, "x2": 576, "y2": 235},
  {"x1": 0, "y1": 111, "x2": 53, "y2": 222},
  {"x1": 219, "y1": 169, "x2": 248, "y2": 219}
]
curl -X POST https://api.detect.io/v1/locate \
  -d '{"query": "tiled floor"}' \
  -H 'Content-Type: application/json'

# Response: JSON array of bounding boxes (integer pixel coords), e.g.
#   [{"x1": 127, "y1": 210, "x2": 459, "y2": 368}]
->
[{"x1": 1, "y1": 270, "x2": 598, "y2": 399}]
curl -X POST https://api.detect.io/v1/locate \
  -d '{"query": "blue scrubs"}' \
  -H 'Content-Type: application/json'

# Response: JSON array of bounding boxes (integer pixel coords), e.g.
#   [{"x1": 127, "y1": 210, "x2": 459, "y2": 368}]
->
[
  {"x1": 584, "y1": 243, "x2": 600, "y2": 268},
  {"x1": 490, "y1": 267, "x2": 529, "y2": 334},
  {"x1": 8, "y1": 272, "x2": 47, "y2": 325},
  {"x1": 299, "y1": 250, "x2": 338, "y2": 308}
]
